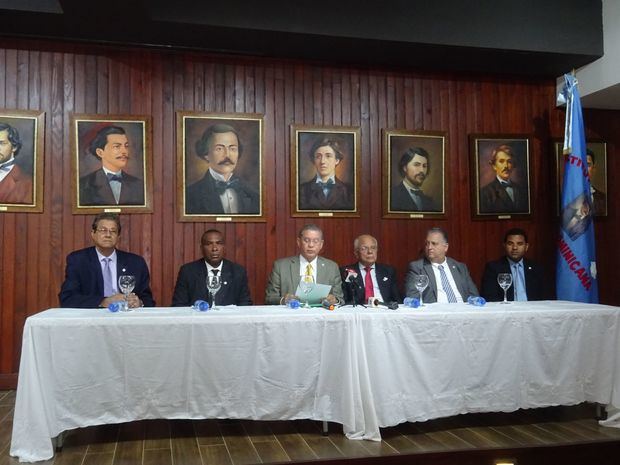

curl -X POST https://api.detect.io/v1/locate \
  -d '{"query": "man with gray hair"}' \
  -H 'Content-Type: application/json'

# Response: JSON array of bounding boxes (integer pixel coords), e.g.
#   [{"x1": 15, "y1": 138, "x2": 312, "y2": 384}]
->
[
  {"x1": 186, "y1": 123, "x2": 259, "y2": 214},
  {"x1": 265, "y1": 224, "x2": 343, "y2": 305},
  {"x1": 405, "y1": 227, "x2": 479, "y2": 303}
]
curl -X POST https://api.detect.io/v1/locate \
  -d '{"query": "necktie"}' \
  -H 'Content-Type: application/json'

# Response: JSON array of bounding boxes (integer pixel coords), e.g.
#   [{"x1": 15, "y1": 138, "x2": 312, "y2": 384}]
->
[
  {"x1": 103, "y1": 257, "x2": 115, "y2": 297},
  {"x1": 318, "y1": 180, "x2": 334, "y2": 197},
  {"x1": 215, "y1": 178, "x2": 240, "y2": 195},
  {"x1": 305, "y1": 263, "x2": 313, "y2": 279},
  {"x1": 512, "y1": 263, "x2": 527, "y2": 301},
  {"x1": 107, "y1": 173, "x2": 122, "y2": 182},
  {"x1": 212, "y1": 269, "x2": 219, "y2": 276},
  {"x1": 500, "y1": 181, "x2": 515, "y2": 202},
  {"x1": 438, "y1": 265, "x2": 457, "y2": 303},
  {"x1": 364, "y1": 266, "x2": 374, "y2": 301}
]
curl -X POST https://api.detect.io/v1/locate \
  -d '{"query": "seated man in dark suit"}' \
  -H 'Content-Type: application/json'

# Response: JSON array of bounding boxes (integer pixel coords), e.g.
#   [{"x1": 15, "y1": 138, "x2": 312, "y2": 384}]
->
[
  {"x1": 480, "y1": 228, "x2": 549, "y2": 301},
  {"x1": 405, "y1": 227, "x2": 479, "y2": 303},
  {"x1": 59, "y1": 213, "x2": 155, "y2": 308},
  {"x1": 172, "y1": 229, "x2": 253, "y2": 306},
  {"x1": 340, "y1": 234, "x2": 400, "y2": 305}
]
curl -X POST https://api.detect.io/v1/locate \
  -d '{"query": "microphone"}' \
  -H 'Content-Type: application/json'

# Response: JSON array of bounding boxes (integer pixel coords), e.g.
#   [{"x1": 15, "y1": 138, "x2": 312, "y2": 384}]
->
[
  {"x1": 367, "y1": 298, "x2": 399, "y2": 310},
  {"x1": 344, "y1": 268, "x2": 358, "y2": 284},
  {"x1": 321, "y1": 299, "x2": 335, "y2": 311}
]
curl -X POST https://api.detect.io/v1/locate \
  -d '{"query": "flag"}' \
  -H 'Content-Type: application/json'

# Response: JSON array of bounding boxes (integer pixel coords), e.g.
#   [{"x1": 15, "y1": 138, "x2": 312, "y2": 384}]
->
[{"x1": 556, "y1": 73, "x2": 598, "y2": 303}]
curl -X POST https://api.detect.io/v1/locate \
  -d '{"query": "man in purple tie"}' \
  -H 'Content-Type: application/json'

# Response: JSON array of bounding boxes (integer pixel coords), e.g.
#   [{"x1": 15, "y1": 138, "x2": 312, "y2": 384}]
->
[{"x1": 59, "y1": 213, "x2": 155, "y2": 308}]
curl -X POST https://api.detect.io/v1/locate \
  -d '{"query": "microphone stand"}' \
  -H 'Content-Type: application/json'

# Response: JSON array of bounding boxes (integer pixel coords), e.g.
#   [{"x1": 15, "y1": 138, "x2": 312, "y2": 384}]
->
[{"x1": 348, "y1": 279, "x2": 366, "y2": 308}]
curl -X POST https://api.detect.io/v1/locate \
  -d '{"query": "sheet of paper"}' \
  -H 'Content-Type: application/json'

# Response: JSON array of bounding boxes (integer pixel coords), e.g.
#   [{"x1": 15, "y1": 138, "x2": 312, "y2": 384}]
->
[{"x1": 295, "y1": 283, "x2": 332, "y2": 304}]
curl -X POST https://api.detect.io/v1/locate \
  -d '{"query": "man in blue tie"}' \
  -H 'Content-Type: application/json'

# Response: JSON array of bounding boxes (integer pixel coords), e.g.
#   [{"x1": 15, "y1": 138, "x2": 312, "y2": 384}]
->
[
  {"x1": 59, "y1": 213, "x2": 155, "y2": 308},
  {"x1": 480, "y1": 228, "x2": 550, "y2": 302},
  {"x1": 79, "y1": 125, "x2": 145, "y2": 206},
  {"x1": 404, "y1": 227, "x2": 479, "y2": 303},
  {"x1": 479, "y1": 144, "x2": 529, "y2": 214}
]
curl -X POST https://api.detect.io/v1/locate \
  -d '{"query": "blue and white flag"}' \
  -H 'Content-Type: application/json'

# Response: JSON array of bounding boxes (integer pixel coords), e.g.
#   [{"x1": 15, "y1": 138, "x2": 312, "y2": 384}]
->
[{"x1": 556, "y1": 74, "x2": 598, "y2": 303}]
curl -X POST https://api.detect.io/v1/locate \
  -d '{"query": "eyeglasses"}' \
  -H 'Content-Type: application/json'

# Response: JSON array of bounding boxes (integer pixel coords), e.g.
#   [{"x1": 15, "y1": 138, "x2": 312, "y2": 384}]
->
[
  {"x1": 95, "y1": 228, "x2": 119, "y2": 235},
  {"x1": 358, "y1": 246, "x2": 377, "y2": 252}
]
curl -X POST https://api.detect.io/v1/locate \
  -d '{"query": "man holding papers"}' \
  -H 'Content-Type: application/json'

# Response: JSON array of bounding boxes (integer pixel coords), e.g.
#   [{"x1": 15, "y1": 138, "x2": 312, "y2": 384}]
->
[{"x1": 265, "y1": 224, "x2": 343, "y2": 305}]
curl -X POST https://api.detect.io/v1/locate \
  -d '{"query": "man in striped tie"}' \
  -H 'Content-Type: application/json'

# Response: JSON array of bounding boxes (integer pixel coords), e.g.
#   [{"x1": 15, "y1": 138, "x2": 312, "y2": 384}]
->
[{"x1": 404, "y1": 227, "x2": 479, "y2": 304}]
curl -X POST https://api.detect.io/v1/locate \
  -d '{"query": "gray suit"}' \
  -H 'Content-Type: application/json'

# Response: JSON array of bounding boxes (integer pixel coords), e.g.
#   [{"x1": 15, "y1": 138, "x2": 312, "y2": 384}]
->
[
  {"x1": 405, "y1": 257, "x2": 479, "y2": 303},
  {"x1": 265, "y1": 255, "x2": 344, "y2": 305}
]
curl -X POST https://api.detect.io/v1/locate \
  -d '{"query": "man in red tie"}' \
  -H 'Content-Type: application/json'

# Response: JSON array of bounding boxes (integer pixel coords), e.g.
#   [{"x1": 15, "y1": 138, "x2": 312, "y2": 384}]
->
[{"x1": 340, "y1": 234, "x2": 401, "y2": 305}]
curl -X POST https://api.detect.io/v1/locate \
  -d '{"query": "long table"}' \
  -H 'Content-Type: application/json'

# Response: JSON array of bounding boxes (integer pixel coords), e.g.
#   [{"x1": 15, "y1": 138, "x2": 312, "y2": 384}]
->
[{"x1": 10, "y1": 301, "x2": 620, "y2": 462}]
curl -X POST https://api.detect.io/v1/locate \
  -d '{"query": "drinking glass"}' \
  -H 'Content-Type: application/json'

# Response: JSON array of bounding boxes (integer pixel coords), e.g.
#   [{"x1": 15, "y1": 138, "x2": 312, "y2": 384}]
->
[
  {"x1": 118, "y1": 275, "x2": 136, "y2": 312},
  {"x1": 299, "y1": 275, "x2": 314, "y2": 308},
  {"x1": 414, "y1": 274, "x2": 430, "y2": 307},
  {"x1": 497, "y1": 273, "x2": 513, "y2": 304},
  {"x1": 207, "y1": 274, "x2": 222, "y2": 310}
]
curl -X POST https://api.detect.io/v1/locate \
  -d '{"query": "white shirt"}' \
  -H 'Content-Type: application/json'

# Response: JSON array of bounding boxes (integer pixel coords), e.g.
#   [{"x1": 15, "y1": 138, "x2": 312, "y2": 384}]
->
[
  {"x1": 102, "y1": 167, "x2": 122, "y2": 204},
  {"x1": 299, "y1": 255, "x2": 318, "y2": 282},
  {"x1": 430, "y1": 259, "x2": 464, "y2": 303},
  {"x1": 205, "y1": 261, "x2": 223, "y2": 278},
  {"x1": 359, "y1": 263, "x2": 384, "y2": 302},
  {"x1": 0, "y1": 157, "x2": 16, "y2": 183},
  {"x1": 210, "y1": 168, "x2": 239, "y2": 214},
  {"x1": 96, "y1": 249, "x2": 118, "y2": 294}
]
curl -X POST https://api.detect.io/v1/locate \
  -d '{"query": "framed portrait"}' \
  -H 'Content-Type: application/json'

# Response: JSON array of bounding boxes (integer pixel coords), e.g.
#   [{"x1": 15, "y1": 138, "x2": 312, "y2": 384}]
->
[
  {"x1": 554, "y1": 140, "x2": 607, "y2": 217},
  {"x1": 177, "y1": 112, "x2": 264, "y2": 222},
  {"x1": 382, "y1": 129, "x2": 446, "y2": 218},
  {"x1": 469, "y1": 134, "x2": 531, "y2": 219},
  {"x1": 0, "y1": 109, "x2": 45, "y2": 213},
  {"x1": 71, "y1": 114, "x2": 152, "y2": 214},
  {"x1": 291, "y1": 125, "x2": 360, "y2": 217}
]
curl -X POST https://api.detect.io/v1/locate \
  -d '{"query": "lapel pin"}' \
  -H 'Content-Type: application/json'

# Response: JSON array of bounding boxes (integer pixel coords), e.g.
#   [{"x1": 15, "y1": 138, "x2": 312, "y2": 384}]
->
[{"x1": 383, "y1": 276, "x2": 388, "y2": 281}]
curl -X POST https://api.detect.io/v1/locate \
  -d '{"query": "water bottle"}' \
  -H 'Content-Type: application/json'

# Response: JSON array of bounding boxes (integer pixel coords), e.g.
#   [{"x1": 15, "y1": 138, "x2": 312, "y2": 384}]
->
[
  {"x1": 467, "y1": 296, "x2": 486, "y2": 307},
  {"x1": 403, "y1": 297, "x2": 420, "y2": 308},
  {"x1": 286, "y1": 298, "x2": 301, "y2": 309},
  {"x1": 192, "y1": 300, "x2": 210, "y2": 311},
  {"x1": 108, "y1": 301, "x2": 123, "y2": 313}
]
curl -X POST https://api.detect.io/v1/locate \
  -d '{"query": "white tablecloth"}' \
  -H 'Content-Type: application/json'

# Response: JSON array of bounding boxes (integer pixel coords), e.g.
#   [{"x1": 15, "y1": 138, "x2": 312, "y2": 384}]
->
[{"x1": 10, "y1": 301, "x2": 620, "y2": 462}]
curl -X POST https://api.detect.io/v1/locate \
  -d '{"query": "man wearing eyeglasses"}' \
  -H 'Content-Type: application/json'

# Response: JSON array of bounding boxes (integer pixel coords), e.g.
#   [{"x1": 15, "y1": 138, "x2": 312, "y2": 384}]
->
[
  {"x1": 59, "y1": 213, "x2": 155, "y2": 308},
  {"x1": 340, "y1": 234, "x2": 401, "y2": 305},
  {"x1": 265, "y1": 224, "x2": 343, "y2": 305}
]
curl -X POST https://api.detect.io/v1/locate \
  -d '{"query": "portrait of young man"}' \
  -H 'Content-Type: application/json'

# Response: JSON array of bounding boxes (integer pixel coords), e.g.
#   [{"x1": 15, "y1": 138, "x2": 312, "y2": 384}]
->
[
  {"x1": 0, "y1": 111, "x2": 44, "y2": 212},
  {"x1": 179, "y1": 113, "x2": 263, "y2": 221},
  {"x1": 292, "y1": 126, "x2": 359, "y2": 217},
  {"x1": 72, "y1": 116, "x2": 151, "y2": 213},
  {"x1": 384, "y1": 130, "x2": 445, "y2": 217},
  {"x1": 473, "y1": 137, "x2": 531, "y2": 217}
]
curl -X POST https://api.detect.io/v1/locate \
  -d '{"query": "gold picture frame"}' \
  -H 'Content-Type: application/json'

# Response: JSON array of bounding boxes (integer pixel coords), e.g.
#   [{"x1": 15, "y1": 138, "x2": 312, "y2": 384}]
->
[
  {"x1": 470, "y1": 134, "x2": 531, "y2": 219},
  {"x1": 383, "y1": 129, "x2": 446, "y2": 219},
  {"x1": 177, "y1": 111, "x2": 265, "y2": 222},
  {"x1": 291, "y1": 125, "x2": 360, "y2": 218},
  {"x1": 0, "y1": 109, "x2": 45, "y2": 213},
  {"x1": 71, "y1": 114, "x2": 152, "y2": 214}
]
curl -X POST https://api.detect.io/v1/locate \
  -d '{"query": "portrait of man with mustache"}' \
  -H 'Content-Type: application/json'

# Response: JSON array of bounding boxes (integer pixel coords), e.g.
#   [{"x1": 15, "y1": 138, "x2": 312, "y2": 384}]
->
[
  {"x1": 79, "y1": 125, "x2": 145, "y2": 206},
  {"x1": 390, "y1": 146, "x2": 439, "y2": 212},
  {"x1": 185, "y1": 123, "x2": 260, "y2": 215},
  {"x1": 479, "y1": 144, "x2": 529, "y2": 214}
]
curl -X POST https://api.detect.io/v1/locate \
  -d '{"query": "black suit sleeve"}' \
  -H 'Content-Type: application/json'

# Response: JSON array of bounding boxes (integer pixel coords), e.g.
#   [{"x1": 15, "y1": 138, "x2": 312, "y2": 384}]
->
[
  {"x1": 134, "y1": 257, "x2": 155, "y2": 307},
  {"x1": 171, "y1": 265, "x2": 193, "y2": 306},
  {"x1": 480, "y1": 262, "x2": 504, "y2": 302},
  {"x1": 59, "y1": 253, "x2": 104, "y2": 308},
  {"x1": 385, "y1": 267, "x2": 401, "y2": 303}
]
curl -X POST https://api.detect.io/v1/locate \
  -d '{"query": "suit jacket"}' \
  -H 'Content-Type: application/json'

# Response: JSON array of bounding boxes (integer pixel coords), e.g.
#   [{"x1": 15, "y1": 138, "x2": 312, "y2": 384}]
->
[
  {"x1": 171, "y1": 258, "x2": 253, "y2": 306},
  {"x1": 480, "y1": 256, "x2": 550, "y2": 302},
  {"x1": 390, "y1": 182, "x2": 437, "y2": 212},
  {"x1": 265, "y1": 255, "x2": 344, "y2": 304},
  {"x1": 405, "y1": 257, "x2": 479, "y2": 303},
  {"x1": 59, "y1": 246, "x2": 155, "y2": 308},
  {"x1": 299, "y1": 177, "x2": 354, "y2": 211},
  {"x1": 79, "y1": 169, "x2": 145, "y2": 206},
  {"x1": 0, "y1": 164, "x2": 33, "y2": 204},
  {"x1": 479, "y1": 178, "x2": 528, "y2": 214},
  {"x1": 186, "y1": 172, "x2": 259, "y2": 215},
  {"x1": 340, "y1": 263, "x2": 401, "y2": 304}
]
